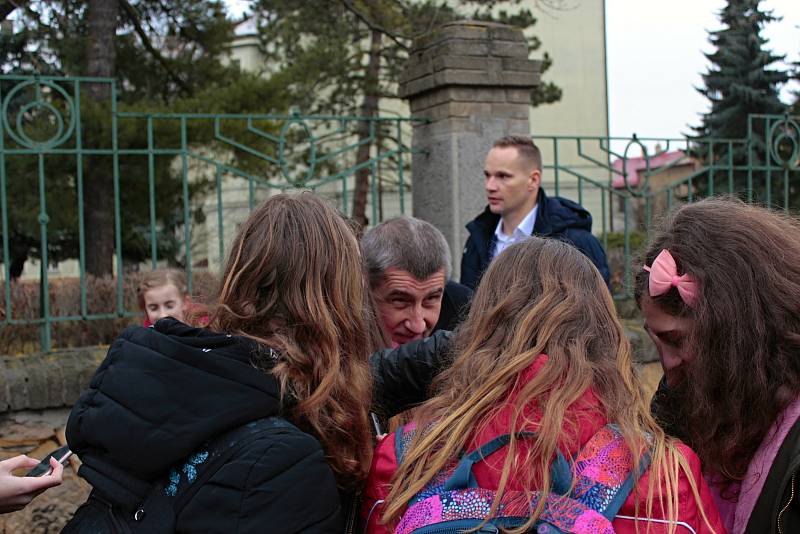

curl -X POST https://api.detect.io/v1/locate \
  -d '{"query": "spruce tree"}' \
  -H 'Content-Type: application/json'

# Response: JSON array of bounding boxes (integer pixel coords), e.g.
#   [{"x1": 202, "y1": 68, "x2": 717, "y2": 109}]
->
[{"x1": 693, "y1": 0, "x2": 787, "y2": 169}]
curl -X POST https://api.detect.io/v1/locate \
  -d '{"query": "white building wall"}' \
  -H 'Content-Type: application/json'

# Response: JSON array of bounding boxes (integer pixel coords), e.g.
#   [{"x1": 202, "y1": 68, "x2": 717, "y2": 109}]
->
[{"x1": 528, "y1": 0, "x2": 612, "y2": 236}]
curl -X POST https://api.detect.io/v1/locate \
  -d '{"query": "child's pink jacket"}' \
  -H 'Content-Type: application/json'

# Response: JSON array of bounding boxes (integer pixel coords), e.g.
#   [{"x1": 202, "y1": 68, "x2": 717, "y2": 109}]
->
[{"x1": 362, "y1": 355, "x2": 727, "y2": 534}]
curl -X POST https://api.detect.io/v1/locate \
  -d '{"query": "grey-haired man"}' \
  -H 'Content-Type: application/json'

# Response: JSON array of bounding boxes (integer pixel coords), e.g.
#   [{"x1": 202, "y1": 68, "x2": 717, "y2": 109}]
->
[{"x1": 363, "y1": 216, "x2": 472, "y2": 348}]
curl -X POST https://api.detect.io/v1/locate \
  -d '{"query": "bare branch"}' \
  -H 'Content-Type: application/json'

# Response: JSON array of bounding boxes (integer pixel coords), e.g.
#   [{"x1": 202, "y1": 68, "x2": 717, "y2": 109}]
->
[
  {"x1": 119, "y1": 0, "x2": 191, "y2": 93},
  {"x1": 338, "y1": 0, "x2": 409, "y2": 51},
  {"x1": 421, "y1": 1, "x2": 447, "y2": 38},
  {"x1": 0, "y1": 0, "x2": 32, "y2": 22},
  {"x1": 0, "y1": 0, "x2": 26, "y2": 22}
]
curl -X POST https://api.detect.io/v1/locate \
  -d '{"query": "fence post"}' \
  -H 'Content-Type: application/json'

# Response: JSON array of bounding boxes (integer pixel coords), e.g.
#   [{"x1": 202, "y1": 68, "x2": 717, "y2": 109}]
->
[{"x1": 399, "y1": 21, "x2": 541, "y2": 278}]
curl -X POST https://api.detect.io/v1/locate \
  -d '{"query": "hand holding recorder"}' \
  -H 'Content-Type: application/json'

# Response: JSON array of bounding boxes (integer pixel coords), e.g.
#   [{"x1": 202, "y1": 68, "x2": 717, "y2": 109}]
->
[{"x1": 0, "y1": 451, "x2": 65, "y2": 514}]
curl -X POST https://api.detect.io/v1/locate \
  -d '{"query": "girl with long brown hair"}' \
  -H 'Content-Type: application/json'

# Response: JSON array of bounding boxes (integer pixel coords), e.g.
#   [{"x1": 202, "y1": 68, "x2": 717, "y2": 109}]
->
[
  {"x1": 362, "y1": 237, "x2": 723, "y2": 534},
  {"x1": 66, "y1": 192, "x2": 452, "y2": 533},
  {"x1": 210, "y1": 192, "x2": 376, "y2": 487},
  {"x1": 636, "y1": 198, "x2": 800, "y2": 532}
]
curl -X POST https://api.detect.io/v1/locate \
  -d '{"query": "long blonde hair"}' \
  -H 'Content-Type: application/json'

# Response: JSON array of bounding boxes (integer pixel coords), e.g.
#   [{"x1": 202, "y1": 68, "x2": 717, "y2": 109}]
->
[
  {"x1": 383, "y1": 238, "x2": 715, "y2": 532},
  {"x1": 210, "y1": 192, "x2": 377, "y2": 488}
]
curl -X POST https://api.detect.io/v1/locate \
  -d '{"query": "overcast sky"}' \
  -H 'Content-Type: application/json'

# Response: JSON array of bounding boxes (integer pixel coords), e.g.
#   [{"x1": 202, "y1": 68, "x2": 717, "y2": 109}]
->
[
  {"x1": 606, "y1": 0, "x2": 800, "y2": 141},
  {"x1": 224, "y1": 0, "x2": 799, "y2": 141}
]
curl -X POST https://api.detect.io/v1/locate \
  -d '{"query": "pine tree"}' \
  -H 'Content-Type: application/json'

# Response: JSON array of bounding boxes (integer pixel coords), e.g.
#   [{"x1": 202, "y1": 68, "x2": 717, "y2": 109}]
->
[
  {"x1": 250, "y1": 0, "x2": 562, "y2": 225},
  {"x1": 0, "y1": 1, "x2": 294, "y2": 277},
  {"x1": 693, "y1": 0, "x2": 788, "y2": 168}
]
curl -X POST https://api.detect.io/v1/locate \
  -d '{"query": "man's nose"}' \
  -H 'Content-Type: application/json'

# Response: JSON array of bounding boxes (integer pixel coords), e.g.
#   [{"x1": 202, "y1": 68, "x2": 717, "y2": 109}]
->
[
  {"x1": 405, "y1": 310, "x2": 426, "y2": 334},
  {"x1": 486, "y1": 176, "x2": 497, "y2": 191}
]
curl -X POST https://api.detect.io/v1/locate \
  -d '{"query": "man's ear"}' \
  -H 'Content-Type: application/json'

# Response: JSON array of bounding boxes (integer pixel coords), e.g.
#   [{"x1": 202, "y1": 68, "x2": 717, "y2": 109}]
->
[{"x1": 528, "y1": 168, "x2": 541, "y2": 190}]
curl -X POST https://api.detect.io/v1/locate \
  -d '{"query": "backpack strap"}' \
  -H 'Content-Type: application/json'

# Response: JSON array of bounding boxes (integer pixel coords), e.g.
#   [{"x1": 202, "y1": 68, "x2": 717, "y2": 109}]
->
[
  {"x1": 394, "y1": 423, "x2": 414, "y2": 466},
  {"x1": 443, "y1": 432, "x2": 573, "y2": 496},
  {"x1": 173, "y1": 417, "x2": 288, "y2": 512},
  {"x1": 443, "y1": 432, "x2": 534, "y2": 491},
  {"x1": 569, "y1": 424, "x2": 652, "y2": 521},
  {"x1": 395, "y1": 426, "x2": 574, "y2": 495}
]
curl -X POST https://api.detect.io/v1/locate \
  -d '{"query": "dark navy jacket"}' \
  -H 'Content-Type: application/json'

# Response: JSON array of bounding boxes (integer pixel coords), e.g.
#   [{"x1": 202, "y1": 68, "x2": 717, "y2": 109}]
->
[{"x1": 460, "y1": 188, "x2": 610, "y2": 290}]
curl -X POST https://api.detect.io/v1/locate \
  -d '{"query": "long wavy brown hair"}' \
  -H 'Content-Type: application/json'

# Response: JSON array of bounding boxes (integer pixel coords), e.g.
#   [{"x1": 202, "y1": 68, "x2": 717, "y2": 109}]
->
[
  {"x1": 383, "y1": 238, "x2": 715, "y2": 533},
  {"x1": 210, "y1": 192, "x2": 377, "y2": 488},
  {"x1": 636, "y1": 197, "x2": 800, "y2": 488}
]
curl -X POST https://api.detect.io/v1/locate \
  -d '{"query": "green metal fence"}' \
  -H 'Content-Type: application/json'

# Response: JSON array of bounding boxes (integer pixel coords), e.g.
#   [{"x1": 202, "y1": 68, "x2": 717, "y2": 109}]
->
[
  {"x1": 533, "y1": 112, "x2": 800, "y2": 298},
  {"x1": 2, "y1": 74, "x2": 798, "y2": 352},
  {"x1": 0, "y1": 75, "x2": 422, "y2": 351}
]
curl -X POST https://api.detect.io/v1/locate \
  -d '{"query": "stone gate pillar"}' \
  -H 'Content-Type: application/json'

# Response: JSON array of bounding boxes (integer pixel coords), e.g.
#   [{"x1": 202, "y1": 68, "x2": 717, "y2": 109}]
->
[{"x1": 399, "y1": 21, "x2": 540, "y2": 279}]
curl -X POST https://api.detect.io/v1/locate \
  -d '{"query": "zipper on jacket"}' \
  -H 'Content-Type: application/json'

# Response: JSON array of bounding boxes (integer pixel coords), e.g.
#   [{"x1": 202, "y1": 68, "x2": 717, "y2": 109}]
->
[
  {"x1": 345, "y1": 490, "x2": 360, "y2": 534},
  {"x1": 364, "y1": 499, "x2": 384, "y2": 532},
  {"x1": 777, "y1": 472, "x2": 796, "y2": 534},
  {"x1": 89, "y1": 492, "x2": 132, "y2": 534}
]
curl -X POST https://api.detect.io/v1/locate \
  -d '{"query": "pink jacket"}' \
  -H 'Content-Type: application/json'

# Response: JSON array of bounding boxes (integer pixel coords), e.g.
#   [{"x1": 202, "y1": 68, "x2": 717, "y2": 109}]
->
[
  {"x1": 362, "y1": 356, "x2": 726, "y2": 534},
  {"x1": 710, "y1": 396, "x2": 800, "y2": 533}
]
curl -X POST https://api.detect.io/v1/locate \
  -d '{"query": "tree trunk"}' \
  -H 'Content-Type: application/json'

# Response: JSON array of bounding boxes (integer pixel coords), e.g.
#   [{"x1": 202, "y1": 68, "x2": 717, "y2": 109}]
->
[
  {"x1": 351, "y1": 29, "x2": 382, "y2": 227},
  {"x1": 9, "y1": 237, "x2": 31, "y2": 280},
  {"x1": 84, "y1": 0, "x2": 119, "y2": 277}
]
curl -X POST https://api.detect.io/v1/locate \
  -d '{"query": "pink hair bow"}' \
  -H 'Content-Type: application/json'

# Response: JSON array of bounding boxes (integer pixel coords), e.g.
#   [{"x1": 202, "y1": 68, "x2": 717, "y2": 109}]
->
[{"x1": 643, "y1": 249, "x2": 699, "y2": 308}]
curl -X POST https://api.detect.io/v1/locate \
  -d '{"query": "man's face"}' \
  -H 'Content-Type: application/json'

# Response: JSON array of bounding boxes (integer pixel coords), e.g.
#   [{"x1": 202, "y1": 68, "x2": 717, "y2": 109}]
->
[
  {"x1": 484, "y1": 146, "x2": 540, "y2": 218},
  {"x1": 373, "y1": 267, "x2": 446, "y2": 348}
]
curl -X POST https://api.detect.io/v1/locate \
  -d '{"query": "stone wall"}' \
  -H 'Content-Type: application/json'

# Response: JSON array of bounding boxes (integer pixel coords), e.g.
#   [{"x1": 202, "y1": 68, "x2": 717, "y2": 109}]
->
[
  {"x1": 1, "y1": 349, "x2": 105, "y2": 413},
  {"x1": 0, "y1": 347, "x2": 104, "y2": 533}
]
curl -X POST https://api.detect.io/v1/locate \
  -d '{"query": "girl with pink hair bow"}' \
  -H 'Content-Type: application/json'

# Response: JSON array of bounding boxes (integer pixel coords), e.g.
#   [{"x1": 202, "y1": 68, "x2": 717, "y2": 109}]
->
[{"x1": 636, "y1": 198, "x2": 800, "y2": 533}]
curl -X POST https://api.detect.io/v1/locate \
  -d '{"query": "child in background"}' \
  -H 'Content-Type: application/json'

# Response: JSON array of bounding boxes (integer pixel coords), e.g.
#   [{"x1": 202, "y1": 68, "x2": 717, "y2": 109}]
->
[{"x1": 137, "y1": 269, "x2": 190, "y2": 326}]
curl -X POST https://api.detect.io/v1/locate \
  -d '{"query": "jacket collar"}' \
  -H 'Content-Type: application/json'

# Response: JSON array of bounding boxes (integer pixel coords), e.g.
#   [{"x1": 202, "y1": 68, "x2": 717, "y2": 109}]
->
[
  {"x1": 531, "y1": 188, "x2": 552, "y2": 235},
  {"x1": 733, "y1": 396, "x2": 800, "y2": 532},
  {"x1": 67, "y1": 320, "x2": 284, "y2": 483},
  {"x1": 467, "y1": 188, "x2": 552, "y2": 240}
]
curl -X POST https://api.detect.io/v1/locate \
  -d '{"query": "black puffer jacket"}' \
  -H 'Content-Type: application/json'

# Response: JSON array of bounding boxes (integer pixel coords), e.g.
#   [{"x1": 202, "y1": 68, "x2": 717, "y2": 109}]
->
[
  {"x1": 370, "y1": 329, "x2": 453, "y2": 420},
  {"x1": 66, "y1": 319, "x2": 453, "y2": 533},
  {"x1": 745, "y1": 416, "x2": 800, "y2": 533},
  {"x1": 66, "y1": 319, "x2": 342, "y2": 533}
]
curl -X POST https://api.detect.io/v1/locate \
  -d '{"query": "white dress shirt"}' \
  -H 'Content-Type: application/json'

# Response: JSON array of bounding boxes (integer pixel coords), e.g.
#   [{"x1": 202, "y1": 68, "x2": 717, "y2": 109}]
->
[{"x1": 492, "y1": 204, "x2": 538, "y2": 260}]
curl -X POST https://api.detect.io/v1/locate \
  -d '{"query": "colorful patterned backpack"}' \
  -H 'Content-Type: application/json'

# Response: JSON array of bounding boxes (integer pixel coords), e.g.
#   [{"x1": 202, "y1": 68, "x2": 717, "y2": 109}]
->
[{"x1": 393, "y1": 424, "x2": 651, "y2": 534}]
